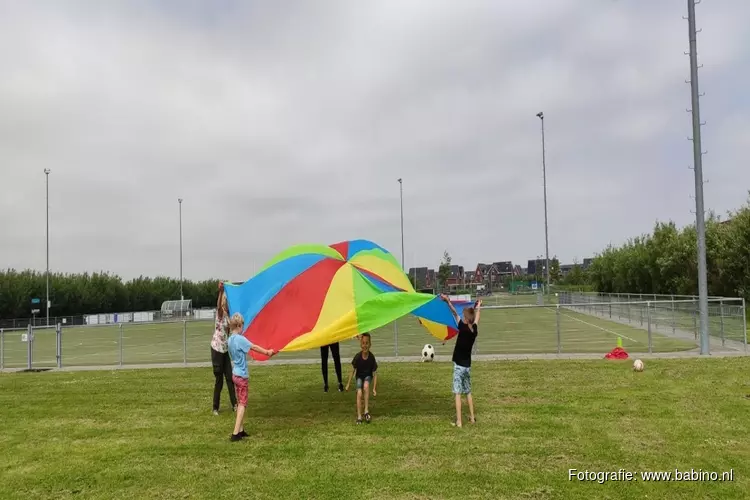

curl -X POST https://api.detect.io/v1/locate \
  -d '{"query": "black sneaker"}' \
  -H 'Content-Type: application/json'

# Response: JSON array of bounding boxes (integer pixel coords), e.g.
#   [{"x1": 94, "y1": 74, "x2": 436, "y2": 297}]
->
[
  {"x1": 324, "y1": 384, "x2": 329, "y2": 392},
  {"x1": 230, "y1": 433, "x2": 243, "y2": 442},
  {"x1": 364, "y1": 412, "x2": 371, "y2": 423},
  {"x1": 338, "y1": 383, "x2": 344, "y2": 392},
  {"x1": 239, "y1": 430, "x2": 248, "y2": 438}
]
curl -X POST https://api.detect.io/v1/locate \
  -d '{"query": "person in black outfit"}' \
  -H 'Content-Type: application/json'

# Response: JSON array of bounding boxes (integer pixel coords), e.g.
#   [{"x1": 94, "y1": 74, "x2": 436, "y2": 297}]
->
[
  {"x1": 441, "y1": 294, "x2": 481, "y2": 428},
  {"x1": 320, "y1": 342, "x2": 344, "y2": 392}
]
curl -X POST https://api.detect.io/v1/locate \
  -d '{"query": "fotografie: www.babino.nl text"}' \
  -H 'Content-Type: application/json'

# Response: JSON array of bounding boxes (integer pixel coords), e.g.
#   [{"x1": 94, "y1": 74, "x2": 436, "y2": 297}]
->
[{"x1": 570, "y1": 468, "x2": 734, "y2": 483}]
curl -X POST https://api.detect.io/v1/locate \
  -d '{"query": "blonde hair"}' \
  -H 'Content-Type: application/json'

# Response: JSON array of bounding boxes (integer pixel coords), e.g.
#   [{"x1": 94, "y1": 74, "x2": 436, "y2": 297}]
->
[{"x1": 229, "y1": 312, "x2": 244, "y2": 332}]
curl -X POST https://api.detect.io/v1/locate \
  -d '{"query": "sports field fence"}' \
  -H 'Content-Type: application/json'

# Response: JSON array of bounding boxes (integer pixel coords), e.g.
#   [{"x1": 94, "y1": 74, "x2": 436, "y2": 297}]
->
[
  {"x1": 1, "y1": 294, "x2": 745, "y2": 371},
  {"x1": 559, "y1": 292, "x2": 747, "y2": 349}
]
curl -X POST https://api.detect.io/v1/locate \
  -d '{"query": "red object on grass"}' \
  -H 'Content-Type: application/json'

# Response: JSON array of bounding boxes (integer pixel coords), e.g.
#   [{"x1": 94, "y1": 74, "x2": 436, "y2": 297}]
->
[{"x1": 604, "y1": 347, "x2": 629, "y2": 359}]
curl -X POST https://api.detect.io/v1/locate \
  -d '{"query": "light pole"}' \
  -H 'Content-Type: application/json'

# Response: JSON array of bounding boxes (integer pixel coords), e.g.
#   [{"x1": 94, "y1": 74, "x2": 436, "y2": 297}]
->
[
  {"x1": 178, "y1": 198, "x2": 183, "y2": 301},
  {"x1": 44, "y1": 169, "x2": 50, "y2": 326},
  {"x1": 396, "y1": 178, "x2": 405, "y2": 357},
  {"x1": 536, "y1": 112, "x2": 551, "y2": 294},
  {"x1": 397, "y1": 178, "x2": 404, "y2": 270},
  {"x1": 685, "y1": 0, "x2": 709, "y2": 355}
]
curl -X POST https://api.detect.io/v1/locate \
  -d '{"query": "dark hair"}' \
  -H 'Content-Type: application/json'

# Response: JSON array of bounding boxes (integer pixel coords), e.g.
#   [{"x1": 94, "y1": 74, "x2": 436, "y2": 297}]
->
[
  {"x1": 463, "y1": 307, "x2": 476, "y2": 323},
  {"x1": 361, "y1": 332, "x2": 371, "y2": 339}
]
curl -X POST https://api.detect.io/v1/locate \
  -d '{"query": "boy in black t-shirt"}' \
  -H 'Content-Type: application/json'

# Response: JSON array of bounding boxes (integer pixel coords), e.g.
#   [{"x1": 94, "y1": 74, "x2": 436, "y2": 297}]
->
[
  {"x1": 345, "y1": 333, "x2": 378, "y2": 424},
  {"x1": 441, "y1": 294, "x2": 481, "y2": 428}
]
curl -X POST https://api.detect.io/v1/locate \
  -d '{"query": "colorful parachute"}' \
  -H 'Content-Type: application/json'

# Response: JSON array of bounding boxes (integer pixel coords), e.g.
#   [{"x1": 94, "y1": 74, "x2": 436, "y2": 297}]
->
[{"x1": 223, "y1": 239, "x2": 474, "y2": 360}]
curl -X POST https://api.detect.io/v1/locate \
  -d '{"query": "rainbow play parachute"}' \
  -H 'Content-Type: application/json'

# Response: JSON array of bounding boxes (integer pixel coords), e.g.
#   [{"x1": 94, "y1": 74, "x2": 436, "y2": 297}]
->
[{"x1": 223, "y1": 239, "x2": 474, "y2": 360}]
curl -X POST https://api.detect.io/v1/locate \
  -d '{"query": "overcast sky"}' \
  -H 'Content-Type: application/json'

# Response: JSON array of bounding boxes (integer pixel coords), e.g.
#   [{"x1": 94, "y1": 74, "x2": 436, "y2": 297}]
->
[{"x1": 2, "y1": 0, "x2": 749, "y2": 282}]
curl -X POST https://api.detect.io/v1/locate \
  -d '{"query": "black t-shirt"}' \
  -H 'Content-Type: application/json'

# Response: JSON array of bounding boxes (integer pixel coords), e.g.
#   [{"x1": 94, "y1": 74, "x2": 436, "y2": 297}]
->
[
  {"x1": 352, "y1": 351, "x2": 378, "y2": 379},
  {"x1": 452, "y1": 320, "x2": 478, "y2": 367}
]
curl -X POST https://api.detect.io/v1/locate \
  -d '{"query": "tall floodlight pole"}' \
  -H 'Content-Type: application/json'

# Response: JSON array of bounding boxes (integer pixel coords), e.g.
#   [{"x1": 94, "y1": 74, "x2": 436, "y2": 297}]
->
[
  {"x1": 536, "y1": 112, "x2": 551, "y2": 294},
  {"x1": 178, "y1": 198, "x2": 184, "y2": 301},
  {"x1": 398, "y1": 178, "x2": 404, "y2": 270},
  {"x1": 395, "y1": 178, "x2": 404, "y2": 356},
  {"x1": 44, "y1": 169, "x2": 51, "y2": 326},
  {"x1": 686, "y1": 0, "x2": 709, "y2": 355}
]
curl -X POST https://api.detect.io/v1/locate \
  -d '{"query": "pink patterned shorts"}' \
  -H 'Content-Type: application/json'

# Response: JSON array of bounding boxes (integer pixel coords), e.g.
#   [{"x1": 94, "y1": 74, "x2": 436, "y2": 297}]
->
[{"x1": 233, "y1": 375, "x2": 248, "y2": 406}]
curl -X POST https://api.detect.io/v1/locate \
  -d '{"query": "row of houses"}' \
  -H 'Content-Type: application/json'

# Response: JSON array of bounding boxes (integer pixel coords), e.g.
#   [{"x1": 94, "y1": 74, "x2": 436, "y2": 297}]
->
[{"x1": 408, "y1": 258, "x2": 593, "y2": 289}]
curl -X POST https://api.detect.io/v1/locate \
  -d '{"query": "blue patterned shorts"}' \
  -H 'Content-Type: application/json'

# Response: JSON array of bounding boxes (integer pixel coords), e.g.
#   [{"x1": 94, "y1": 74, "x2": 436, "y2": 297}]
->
[{"x1": 452, "y1": 363, "x2": 472, "y2": 394}]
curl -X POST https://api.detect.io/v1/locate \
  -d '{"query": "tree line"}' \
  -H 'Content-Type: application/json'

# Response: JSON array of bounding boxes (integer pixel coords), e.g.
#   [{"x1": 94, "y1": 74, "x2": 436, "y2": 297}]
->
[
  {"x1": 587, "y1": 195, "x2": 750, "y2": 301},
  {"x1": 2, "y1": 196, "x2": 748, "y2": 321},
  {"x1": 0, "y1": 270, "x2": 221, "y2": 320}
]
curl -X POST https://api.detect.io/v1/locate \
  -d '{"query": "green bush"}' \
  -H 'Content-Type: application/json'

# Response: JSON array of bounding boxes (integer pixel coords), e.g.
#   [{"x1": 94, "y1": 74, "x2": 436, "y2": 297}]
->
[{"x1": 588, "y1": 194, "x2": 750, "y2": 302}]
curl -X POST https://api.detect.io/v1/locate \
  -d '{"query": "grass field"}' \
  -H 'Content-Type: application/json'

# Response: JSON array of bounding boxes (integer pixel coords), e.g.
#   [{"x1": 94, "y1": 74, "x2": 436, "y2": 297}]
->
[
  {"x1": 0, "y1": 304, "x2": 698, "y2": 369},
  {"x1": 1, "y1": 357, "x2": 748, "y2": 499}
]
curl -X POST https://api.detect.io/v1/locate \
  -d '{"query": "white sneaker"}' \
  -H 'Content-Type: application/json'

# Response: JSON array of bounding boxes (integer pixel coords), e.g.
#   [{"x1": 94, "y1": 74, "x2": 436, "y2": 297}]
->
[{"x1": 212, "y1": 410, "x2": 219, "y2": 416}]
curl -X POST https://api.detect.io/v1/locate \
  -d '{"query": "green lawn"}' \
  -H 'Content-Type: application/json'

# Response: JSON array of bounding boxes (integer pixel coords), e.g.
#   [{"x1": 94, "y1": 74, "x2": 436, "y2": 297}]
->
[
  {"x1": 1, "y1": 306, "x2": 697, "y2": 369},
  {"x1": 1, "y1": 358, "x2": 748, "y2": 499}
]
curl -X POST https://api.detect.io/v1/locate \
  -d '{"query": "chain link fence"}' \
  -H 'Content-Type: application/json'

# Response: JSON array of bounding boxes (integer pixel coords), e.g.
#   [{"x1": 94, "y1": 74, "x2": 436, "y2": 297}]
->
[
  {"x1": 2, "y1": 295, "x2": 745, "y2": 371},
  {"x1": 559, "y1": 291, "x2": 747, "y2": 350},
  {"x1": 0, "y1": 309, "x2": 201, "y2": 330}
]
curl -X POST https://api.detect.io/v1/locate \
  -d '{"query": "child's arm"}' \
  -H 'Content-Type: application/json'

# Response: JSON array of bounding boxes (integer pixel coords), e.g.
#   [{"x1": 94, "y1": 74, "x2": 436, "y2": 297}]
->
[
  {"x1": 250, "y1": 344, "x2": 276, "y2": 357},
  {"x1": 372, "y1": 372, "x2": 377, "y2": 396},
  {"x1": 439, "y1": 295, "x2": 460, "y2": 345},
  {"x1": 440, "y1": 294, "x2": 460, "y2": 324},
  {"x1": 474, "y1": 299, "x2": 482, "y2": 326}
]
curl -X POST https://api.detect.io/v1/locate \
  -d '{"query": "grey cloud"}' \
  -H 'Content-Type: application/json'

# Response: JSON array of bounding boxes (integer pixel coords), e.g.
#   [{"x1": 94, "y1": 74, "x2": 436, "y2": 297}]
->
[{"x1": 2, "y1": 0, "x2": 749, "y2": 282}]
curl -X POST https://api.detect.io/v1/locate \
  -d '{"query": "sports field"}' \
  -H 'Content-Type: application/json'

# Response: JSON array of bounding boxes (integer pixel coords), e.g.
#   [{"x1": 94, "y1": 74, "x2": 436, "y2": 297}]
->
[
  {"x1": 1, "y1": 357, "x2": 747, "y2": 499},
  {"x1": 1, "y1": 303, "x2": 697, "y2": 369},
  {"x1": 561, "y1": 293, "x2": 748, "y2": 345}
]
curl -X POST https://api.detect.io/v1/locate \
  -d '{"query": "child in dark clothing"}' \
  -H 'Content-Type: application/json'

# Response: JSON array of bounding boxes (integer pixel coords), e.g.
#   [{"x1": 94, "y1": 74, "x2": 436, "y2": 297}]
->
[
  {"x1": 345, "y1": 333, "x2": 378, "y2": 424},
  {"x1": 441, "y1": 294, "x2": 481, "y2": 428}
]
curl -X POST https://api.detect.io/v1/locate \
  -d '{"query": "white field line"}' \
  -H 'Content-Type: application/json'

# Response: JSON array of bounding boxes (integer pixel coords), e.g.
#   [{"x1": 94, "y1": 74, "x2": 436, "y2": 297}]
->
[{"x1": 557, "y1": 309, "x2": 641, "y2": 344}]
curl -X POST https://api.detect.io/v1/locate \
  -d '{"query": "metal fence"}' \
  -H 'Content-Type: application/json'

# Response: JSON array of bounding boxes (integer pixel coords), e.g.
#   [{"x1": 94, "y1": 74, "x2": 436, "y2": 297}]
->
[
  {"x1": 1, "y1": 297, "x2": 746, "y2": 371},
  {"x1": 562, "y1": 291, "x2": 734, "y2": 302},
  {"x1": 0, "y1": 292, "x2": 549, "y2": 329},
  {"x1": 0, "y1": 309, "x2": 200, "y2": 330},
  {"x1": 559, "y1": 291, "x2": 747, "y2": 350}
]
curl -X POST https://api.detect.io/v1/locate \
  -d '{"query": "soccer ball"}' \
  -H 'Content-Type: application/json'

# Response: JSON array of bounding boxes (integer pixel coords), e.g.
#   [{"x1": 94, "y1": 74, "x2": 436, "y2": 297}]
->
[
  {"x1": 633, "y1": 359, "x2": 644, "y2": 372},
  {"x1": 421, "y1": 344, "x2": 435, "y2": 362}
]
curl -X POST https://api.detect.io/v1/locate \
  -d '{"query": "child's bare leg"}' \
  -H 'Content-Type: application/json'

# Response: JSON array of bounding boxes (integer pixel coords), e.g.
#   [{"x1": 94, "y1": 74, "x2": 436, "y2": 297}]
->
[
  {"x1": 363, "y1": 380, "x2": 370, "y2": 414},
  {"x1": 454, "y1": 393, "x2": 463, "y2": 427},
  {"x1": 467, "y1": 394, "x2": 475, "y2": 423},
  {"x1": 233, "y1": 405, "x2": 246, "y2": 435},
  {"x1": 356, "y1": 389, "x2": 363, "y2": 419}
]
